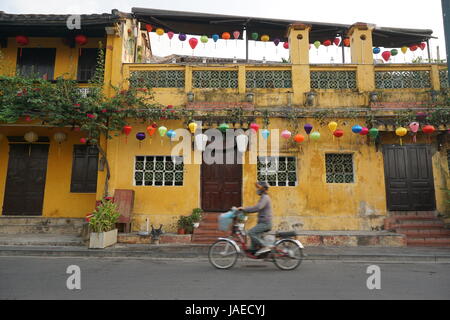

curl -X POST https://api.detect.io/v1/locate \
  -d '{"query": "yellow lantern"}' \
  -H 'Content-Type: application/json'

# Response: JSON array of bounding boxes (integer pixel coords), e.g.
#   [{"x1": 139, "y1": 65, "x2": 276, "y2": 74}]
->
[
  {"x1": 328, "y1": 122, "x2": 338, "y2": 133},
  {"x1": 156, "y1": 28, "x2": 164, "y2": 36},
  {"x1": 396, "y1": 127, "x2": 408, "y2": 146},
  {"x1": 53, "y1": 132, "x2": 67, "y2": 144},
  {"x1": 401, "y1": 46, "x2": 408, "y2": 54},
  {"x1": 261, "y1": 35, "x2": 270, "y2": 42},
  {"x1": 188, "y1": 122, "x2": 198, "y2": 134},
  {"x1": 24, "y1": 131, "x2": 38, "y2": 143}
]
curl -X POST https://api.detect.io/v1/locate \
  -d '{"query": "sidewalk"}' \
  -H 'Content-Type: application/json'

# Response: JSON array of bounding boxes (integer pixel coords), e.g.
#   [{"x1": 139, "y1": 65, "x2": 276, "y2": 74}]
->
[{"x1": 1, "y1": 242, "x2": 450, "y2": 263}]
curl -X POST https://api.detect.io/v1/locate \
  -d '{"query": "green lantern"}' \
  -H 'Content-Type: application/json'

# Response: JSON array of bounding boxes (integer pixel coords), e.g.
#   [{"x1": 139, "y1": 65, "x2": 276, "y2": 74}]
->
[
  {"x1": 219, "y1": 123, "x2": 230, "y2": 133},
  {"x1": 310, "y1": 132, "x2": 321, "y2": 141},
  {"x1": 200, "y1": 35, "x2": 209, "y2": 44},
  {"x1": 390, "y1": 49, "x2": 399, "y2": 56},
  {"x1": 251, "y1": 32, "x2": 259, "y2": 40},
  {"x1": 369, "y1": 128, "x2": 379, "y2": 139}
]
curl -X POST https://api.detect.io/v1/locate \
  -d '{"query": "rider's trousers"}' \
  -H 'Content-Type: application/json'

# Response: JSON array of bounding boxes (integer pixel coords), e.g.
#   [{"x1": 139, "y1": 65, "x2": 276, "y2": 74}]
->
[{"x1": 248, "y1": 222, "x2": 272, "y2": 250}]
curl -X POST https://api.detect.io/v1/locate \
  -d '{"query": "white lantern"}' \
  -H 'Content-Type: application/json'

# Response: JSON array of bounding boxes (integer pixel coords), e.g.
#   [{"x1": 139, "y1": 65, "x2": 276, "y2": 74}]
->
[
  {"x1": 53, "y1": 132, "x2": 67, "y2": 144},
  {"x1": 194, "y1": 134, "x2": 208, "y2": 151},
  {"x1": 236, "y1": 134, "x2": 248, "y2": 153},
  {"x1": 24, "y1": 131, "x2": 38, "y2": 143}
]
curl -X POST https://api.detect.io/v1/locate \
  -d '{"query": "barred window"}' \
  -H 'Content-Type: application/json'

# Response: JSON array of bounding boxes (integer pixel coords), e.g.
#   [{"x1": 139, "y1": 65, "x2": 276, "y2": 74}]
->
[
  {"x1": 129, "y1": 70, "x2": 185, "y2": 88},
  {"x1": 134, "y1": 156, "x2": 184, "y2": 186},
  {"x1": 193, "y1": 70, "x2": 238, "y2": 88},
  {"x1": 257, "y1": 156, "x2": 297, "y2": 187},
  {"x1": 246, "y1": 70, "x2": 292, "y2": 88},
  {"x1": 440, "y1": 69, "x2": 449, "y2": 89},
  {"x1": 310, "y1": 71, "x2": 357, "y2": 89},
  {"x1": 375, "y1": 71, "x2": 431, "y2": 89},
  {"x1": 325, "y1": 154, "x2": 354, "y2": 184}
]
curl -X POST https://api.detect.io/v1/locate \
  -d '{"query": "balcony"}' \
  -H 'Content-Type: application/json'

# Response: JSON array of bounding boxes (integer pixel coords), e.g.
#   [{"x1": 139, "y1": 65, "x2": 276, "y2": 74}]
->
[{"x1": 123, "y1": 62, "x2": 448, "y2": 110}]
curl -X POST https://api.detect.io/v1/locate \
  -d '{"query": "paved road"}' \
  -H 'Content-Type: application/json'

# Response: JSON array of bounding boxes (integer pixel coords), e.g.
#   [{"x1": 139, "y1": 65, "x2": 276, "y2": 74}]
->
[{"x1": 0, "y1": 256, "x2": 449, "y2": 300}]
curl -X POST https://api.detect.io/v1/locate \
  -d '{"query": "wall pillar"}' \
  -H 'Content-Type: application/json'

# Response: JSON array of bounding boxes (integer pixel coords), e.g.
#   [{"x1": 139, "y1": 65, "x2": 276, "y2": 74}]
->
[{"x1": 287, "y1": 24, "x2": 311, "y2": 106}]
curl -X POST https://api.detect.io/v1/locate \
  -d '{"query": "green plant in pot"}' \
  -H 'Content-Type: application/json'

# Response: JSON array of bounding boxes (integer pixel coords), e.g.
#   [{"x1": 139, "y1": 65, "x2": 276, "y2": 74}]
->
[
  {"x1": 88, "y1": 199, "x2": 120, "y2": 249},
  {"x1": 191, "y1": 208, "x2": 203, "y2": 228},
  {"x1": 177, "y1": 215, "x2": 192, "y2": 234}
]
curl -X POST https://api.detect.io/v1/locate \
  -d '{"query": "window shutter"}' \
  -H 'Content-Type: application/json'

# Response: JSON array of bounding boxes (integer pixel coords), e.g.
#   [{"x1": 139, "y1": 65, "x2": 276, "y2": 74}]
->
[{"x1": 70, "y1": 145, "x2": 99, "y2": 193}]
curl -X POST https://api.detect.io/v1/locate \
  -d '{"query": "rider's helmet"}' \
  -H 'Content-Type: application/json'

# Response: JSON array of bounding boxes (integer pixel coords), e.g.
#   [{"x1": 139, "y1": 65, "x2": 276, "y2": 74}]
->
[{"x1": 256, "y1": 181, "x2": 270, "y2": 191}]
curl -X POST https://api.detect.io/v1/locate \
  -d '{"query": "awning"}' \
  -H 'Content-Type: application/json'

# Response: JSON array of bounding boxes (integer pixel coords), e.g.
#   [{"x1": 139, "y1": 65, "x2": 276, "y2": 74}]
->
[{"x1": 132, "y1": 7, "x2": 435, "y2": 47}]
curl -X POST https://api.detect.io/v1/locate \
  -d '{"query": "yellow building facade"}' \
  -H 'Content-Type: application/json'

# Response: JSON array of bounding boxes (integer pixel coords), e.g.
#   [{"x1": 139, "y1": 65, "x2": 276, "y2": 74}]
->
[{"x1": 0, "y1": 10, "x2": 449, "y2": 233}]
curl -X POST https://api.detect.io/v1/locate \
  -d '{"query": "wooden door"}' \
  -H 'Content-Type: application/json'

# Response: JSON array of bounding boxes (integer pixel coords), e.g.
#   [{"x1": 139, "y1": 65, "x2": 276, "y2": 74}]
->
[
  {"x1": 382, "y1": 145, "x2": 436, "y2": 211},
  {"x1": 201, "y1": 135, "x2": 242, "y2": 212},
  {"x1": 2, "y1": 144, "x2": 49, "y2": 216}
]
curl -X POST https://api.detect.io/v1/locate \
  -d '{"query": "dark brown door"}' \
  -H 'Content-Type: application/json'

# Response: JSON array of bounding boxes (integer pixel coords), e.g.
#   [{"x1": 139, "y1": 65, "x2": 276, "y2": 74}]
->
[
  {"x1": 201, "y1": 135, "x2": 242, "y2": 212},
  {"x1": 2, "y1": 144, "x2": 49, "y2": 216},
  {"x1": 382, "y1": 145, "x2": 436, "y2": 211}
]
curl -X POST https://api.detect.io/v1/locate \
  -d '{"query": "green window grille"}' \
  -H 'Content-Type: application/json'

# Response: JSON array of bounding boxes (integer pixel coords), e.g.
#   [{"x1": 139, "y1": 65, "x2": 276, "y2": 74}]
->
[
  {"x1": 375, "y1": 71, "x2": 431, "y2": 89},
  {"x1": 257, "y1": 156, "x2": 297, "y2": 187},
  {"x1": 440, "y1": 69, "x2": 449, "y2": 89},
  {"x1": 192, "y1": 70, "x2": 238, "y2": 88},
  {"x1": 246, "y1": 70, "x2": 292, "y2": 89},
  {"x1": 134, "y1": 156, "x2": 184, "y2": 186},
  {"x1": 325, "y1": 154, "x2": 354, "y2": 184},
  {"x1": 310, "y1": 71, "x2": 357, "y2": 89},
  {"x1": 129, "y1": 70, "x2": 185, "y2": 88}
]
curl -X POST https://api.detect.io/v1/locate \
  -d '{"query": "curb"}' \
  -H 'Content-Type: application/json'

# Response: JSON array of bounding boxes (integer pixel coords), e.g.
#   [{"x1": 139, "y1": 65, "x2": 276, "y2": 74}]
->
[{"x1": 1, "y1": 245, "x2": 450, "y2": 263}]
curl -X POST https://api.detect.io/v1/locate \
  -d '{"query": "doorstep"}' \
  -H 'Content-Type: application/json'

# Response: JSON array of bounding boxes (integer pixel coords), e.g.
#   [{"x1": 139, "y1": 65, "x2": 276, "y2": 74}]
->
[{"x1": 117, "y1": 233, "x2": 192, "y2": 245}]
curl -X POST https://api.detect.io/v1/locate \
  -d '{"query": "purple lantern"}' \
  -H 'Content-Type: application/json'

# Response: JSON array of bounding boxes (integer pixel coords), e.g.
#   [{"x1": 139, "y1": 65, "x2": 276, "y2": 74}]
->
[
  {"x1": 136, "y1": 132, "x2": 146, "y2": 141},
  {"x1": 304, "y1": 124, "x2": 313, "y2": 135},
  {"x1": 178, "y1": 33, "x2": 187, "y2": 41},
  {"x1": 273, "y1": 38, "x2": 281, "y2": 46}
]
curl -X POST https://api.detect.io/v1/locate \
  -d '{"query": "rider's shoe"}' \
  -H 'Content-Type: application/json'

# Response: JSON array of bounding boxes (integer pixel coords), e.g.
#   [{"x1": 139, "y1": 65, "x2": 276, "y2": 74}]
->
[{"x1": 255, "y1": 246, "x2": 272, "y2": 256}]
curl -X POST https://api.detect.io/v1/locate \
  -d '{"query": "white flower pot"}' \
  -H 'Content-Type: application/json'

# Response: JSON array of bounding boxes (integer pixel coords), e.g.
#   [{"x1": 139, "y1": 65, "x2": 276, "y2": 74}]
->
[
  {"x1": 89, "y1": 229, "x2": 118, "y2": 249},
  {"x1": 193, "y1": 223, "x2": 200, "y2": 228}
]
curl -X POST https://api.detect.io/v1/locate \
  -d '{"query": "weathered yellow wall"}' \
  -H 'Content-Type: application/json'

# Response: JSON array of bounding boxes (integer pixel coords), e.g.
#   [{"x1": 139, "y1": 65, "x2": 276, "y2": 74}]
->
[
  {"x1": 0, "y1": 125, "x2": 97, "y2": 217},
  {"x1": 0, "y1": 37, "x2": 106, "y2": 78}
]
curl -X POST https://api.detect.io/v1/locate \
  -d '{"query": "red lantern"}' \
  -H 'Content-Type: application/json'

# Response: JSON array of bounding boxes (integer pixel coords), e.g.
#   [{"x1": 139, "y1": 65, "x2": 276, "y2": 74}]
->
[
  {"x1": 189, "y1": 38, "x2": 198, "y2": 50},
  {"x1": 283, "y1": 42, "x2": 289, "y2": 49},
  {"x1": 123, "y1": 125, "x2": 132, "y2": 136},
  {"x1": 75, "y1": 35, "x2": 88, "y2": 46},
  {"x1": 323, "y1": 40, "x2": 332, "y2": 47},
  {"x1": 419, "y1": 42, "x2": 427, "y2": 51},
  {"x1": 382, "y1": 51, "x2": 391, "y2": 62},
  {"x1": 409, "y1": 45, "x2": 418, "y2": 52},
  {"x1": 147, "y1": 125, "x2": 157, "y2": 137},
  {"x1": 343, "y1": 38, "x2": 350, "y2": 47},
  {"x1": 145, "y1": 24, "x2": 153, "y2": 33},
  {"x1": 360, "y1": 127, "x2": 369, "y2": 136},
  {"x1": 16, "y1": 35, "x2": 29, "y2": 46},
  {"x1": 294, "y1": 134, "x2": 305, "y2": 143},
  {"x1": 250, "y1": 123, "x2": 260, "y2": 132},
  {"x1": 333, "y1": 130, "x2": 344, "y2": 138},
  {"x1": 80, "y1": 138, "x2": 87, "y2": 144},
  {"x1": 422, "y1": 125, "x2": 435, "y2": 134},
  {"x1": 333, "y1": 38, "x2": 341, "y2": 46}
]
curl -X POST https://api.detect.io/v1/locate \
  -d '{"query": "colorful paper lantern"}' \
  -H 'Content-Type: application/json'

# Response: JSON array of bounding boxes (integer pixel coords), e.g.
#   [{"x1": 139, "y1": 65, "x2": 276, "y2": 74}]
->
[
  {"x1": 343, "y1": 38, "x2": 350, "y2": 47},
  {"x1": 145, "y1": 24, "x2": 153, "y2": 33},
  {"x1": 16, "y1": 35, "x2": 29, "y2": 46},
  {"x1": 188, "y1": 122, "x2": 198, "y2": 134},
  {"x1": 53, "y1": 132, "x2": 67, "y2": 143},
  {"x1": 283, "y1": 42, "x2": 289, "y2": 49},
  {"x1": 333, "y1": 129, "x2": 344, "y2": 138},
  {"x1": 189, "y1": 38, "x2": 198, "y2": 51},
  {"x1": 250, "y1": 123, "x2": 260, "y2": 132},
  {"x1": 373, "y1": 47, "x2": 381, "y2": 54},
  {"x1": 328, "y1": 122, "x2": 338, "y2": 133},
  {"x1": 155, "y1": 28, "x2": 164, "y2": 36},
  {"x1": 313, "y1": 41, "x2": 321, "y2": 49},
  {"x1": 391, "y1": 49, "x2": 399, "y2": 56},
  {"x1": 167, "y1": 130, "x2": 176, "y2": 139},
  {"x1": 401, "y1": 46, "x2": 408, "y2": 54},
  {"x1": 422, "y1": 125, "x2": 435, "y2": 134},
  {"x1": 251, "y1": 32, "x2": 259, "y2": 40},
  {"x1": 261, "y1": 35, "x2": 270, "y2": 42},
  {"x1": 136, "y1": 132, "x2": 146, "y2": 141},
  {"x1": 304, "y1": 124, "x2": 313, "y2": 135},
  {"x1": 167, "y1": 31, "x2": 174, "y2": 40},
  {"x1": 323, "y1": 40, "x2": 332, "y2": 47},
  {"x1": 360, "y1": 127, "x2": 369, "y2": 136},
  {"x1": 294, "y1": 134, "x2": 305, "y2": 143},
  {"x1": 195, "y1": 134, "x2": 208, "y2": 151},
  {"x1": 409, "y1": 122, "x2": 420, "y2": 143},
  {"x1": 410, "y1": 45, "x2": 418, "y2": 52},
  {"x1": 222, "y1": 32, "x2": 231, "y2": 40},
  {"x1": 75, "y1": 35, "x2": 88, "y2": 46},
  {"x1": 80, "y1": 138, "x2": 87, "y2": 144},
  {"x1": 396, "y1": 127, "x2": 408, "y2": 145},
  {"x1": 219, "y1": 123, "x2": 229, "y2": 133},
  {"x1": 419, "y1": 42, "x2": 427, "y2": 51},
  {"x1": 158, "y1": 126, "x2": 167, "y2": 137},
  {"x1": 334, "y1": 38, "x2": 341, "y2": 46},
  {"x1": 352, "y1": 125, "x2": 363, "y2": 134},
  {"x1": 200, "y1": 35, "x2": 209, "y2": 46},
  {"x1": 261, "y1": 129, "x2": 270, "y2": 140},
  {"x1": 382, "y1": 51, "x2": 391, "y2": 62},
  {"x1": 310, "y1": 132, "x2": 321, "y2": 141},
  {"x1": 273, "y1": 38, "x2": 281, "y2": 46},
  {"x1": 24, "y1": 131, "x2": 38, "y2": 143},
  {"x1": 212, "y1": 34, "x2": 219, "y2": 42},
  {"x1": 233, "y1": 31, "x2": 240, "y2": 40},
  {"x1": 178, "y1": 33, "x2": 187, "y2": 48},
  {"x1": 281, "y1": 130, "x2": 292, "y2": 140},
  {"x1": 123, "y1": 125, "x2": 132, "y2": 136},
  {"x1": 236, "y1": 134, "x2": 248, "y2": 153},
  {"x1": 146, "y1": 125, "x2": 157, "y2": 137},
  {"x1": 369, "y1": 128, "x2": 379, "y2": 139}
]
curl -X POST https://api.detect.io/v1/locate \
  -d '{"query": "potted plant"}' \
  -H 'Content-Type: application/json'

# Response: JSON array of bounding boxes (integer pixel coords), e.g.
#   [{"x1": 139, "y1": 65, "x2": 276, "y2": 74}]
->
[
  {"x1": 177, "y1": 215, "x2": 191, "y2": 235},
  {"x1": 88, "y1": 199, "x2": 120, "y2": 249},
  {"x1": 191, "y1": 208, "x2": 203, "y2": 229}
]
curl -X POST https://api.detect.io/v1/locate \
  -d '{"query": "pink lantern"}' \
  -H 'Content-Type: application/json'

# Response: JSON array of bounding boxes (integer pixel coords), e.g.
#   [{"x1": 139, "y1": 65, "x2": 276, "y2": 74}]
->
[
  {"x1": 167, "y1": 31, "x2": 174, "y2": 40},
  {"x1": 281, "y1": 130, "x2": 292, "y2": 140},
  {"x1": 360, "y1": 127, "x2": 369, "y2": 136},
  {"x1": 382, "y1": 51, "x2": 391, "y2": 62},
  {"x1": 283, "y1": 42, "x2": 289, "y2": 49},
  {"x1": 233, "y1": 31, "x2": 240, "y2": 39},
  {"x1": 410, "y1": 122, "x2": 420, "y2": 143},
  {"x1": 250, "y1": 123, "x2": 260, "y2": 133}
]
